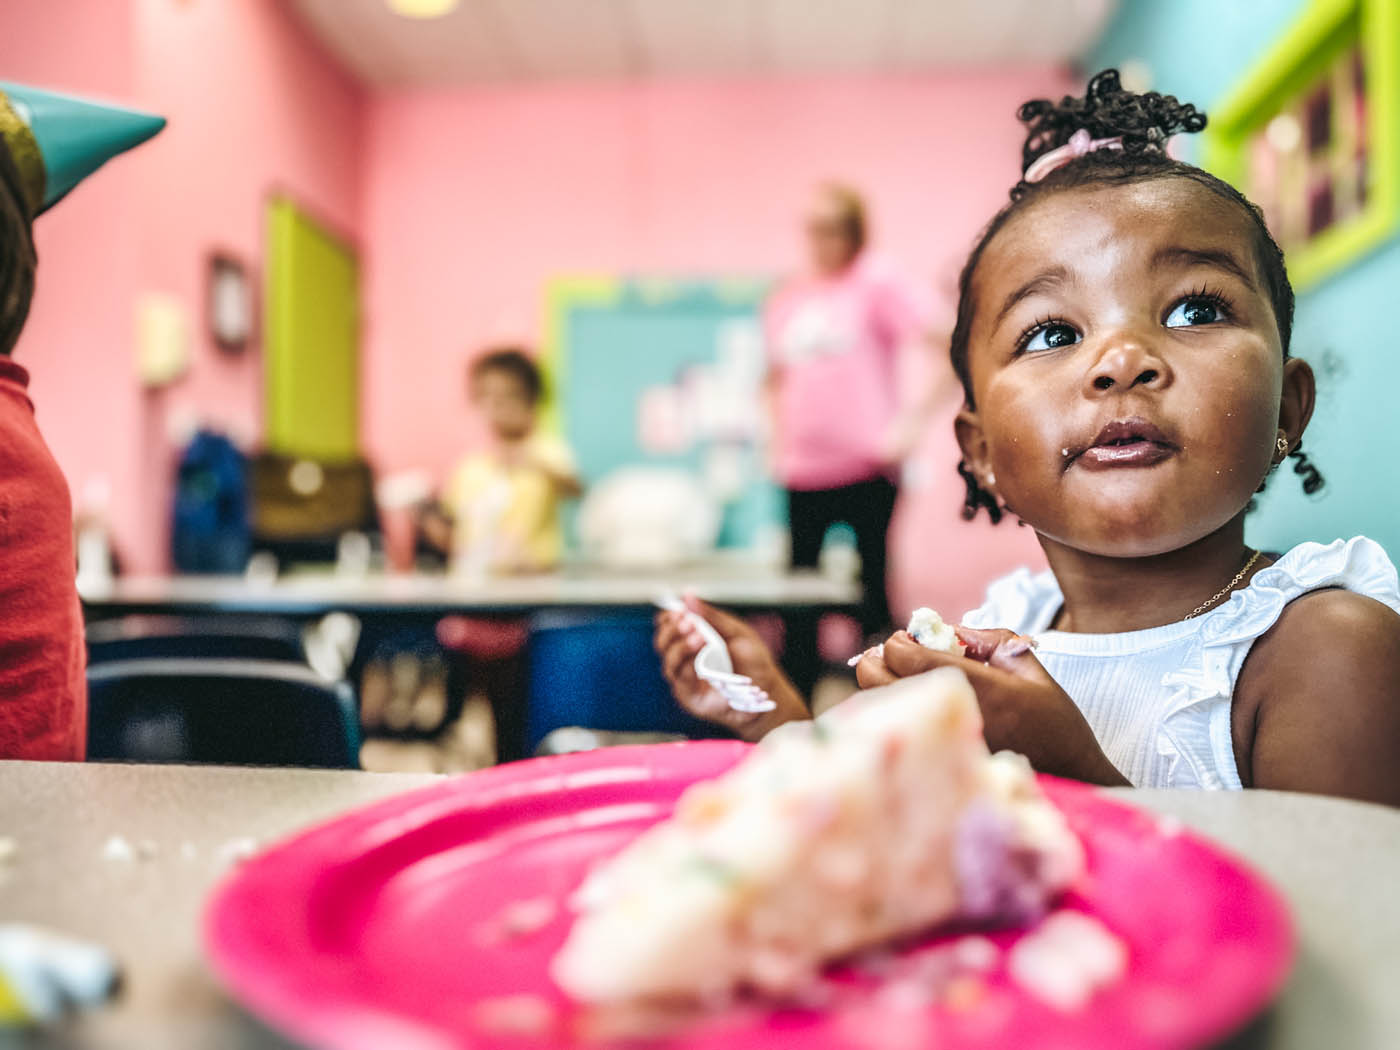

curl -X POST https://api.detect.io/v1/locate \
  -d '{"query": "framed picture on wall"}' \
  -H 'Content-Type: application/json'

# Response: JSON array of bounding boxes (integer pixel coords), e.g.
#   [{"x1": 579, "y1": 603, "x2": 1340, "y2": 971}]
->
[
  {"x1": 208, "y1": 251, "x2": 255, "y2": 353},
  {"x1": 1204, "y1": 0, "x2": 1399, "y2": 289}
]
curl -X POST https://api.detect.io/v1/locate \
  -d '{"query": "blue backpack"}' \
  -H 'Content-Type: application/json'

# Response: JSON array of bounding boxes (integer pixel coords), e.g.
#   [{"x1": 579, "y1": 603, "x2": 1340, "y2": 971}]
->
[{"x1": 171, "y1": 430, "x2": 251, "y2": 574}]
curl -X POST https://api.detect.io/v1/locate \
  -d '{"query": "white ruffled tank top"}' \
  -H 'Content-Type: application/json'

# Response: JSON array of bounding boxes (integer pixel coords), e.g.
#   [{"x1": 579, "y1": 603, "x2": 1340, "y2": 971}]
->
[{"x1": 961, "y1": 537, "x2": 1400, "y2": 789}]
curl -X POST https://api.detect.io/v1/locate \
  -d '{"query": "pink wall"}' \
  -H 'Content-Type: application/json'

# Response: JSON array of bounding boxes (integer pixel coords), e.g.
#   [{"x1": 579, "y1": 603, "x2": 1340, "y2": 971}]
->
[
  {"x1": 4, "y1": 4, "x2": 1054, "y2": 611},
  {"x1": 0, "y1": 0, "x2": 143, "y2": 568},
  {"x1": 126, "y1": 0, "x2": 364, "y2": 570},
  {"x1": 361, "y1": 72, "x2": 1062, "y2": 616},
  {"x1": 0, "y1": 0, "x2": 364, "y2": 571}
]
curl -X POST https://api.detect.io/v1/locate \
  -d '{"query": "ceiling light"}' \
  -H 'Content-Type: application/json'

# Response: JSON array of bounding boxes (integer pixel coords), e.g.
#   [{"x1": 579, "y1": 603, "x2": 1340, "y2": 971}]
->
[{"x1": 386, "y1": 0, "x2": 458, "y2": 19}]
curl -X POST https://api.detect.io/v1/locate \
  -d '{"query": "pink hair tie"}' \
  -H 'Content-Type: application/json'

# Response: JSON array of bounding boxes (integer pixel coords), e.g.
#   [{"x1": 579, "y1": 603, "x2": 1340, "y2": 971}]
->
[{"x1": 1023, "y1": 128, "x2": 1124, "y2": 184}]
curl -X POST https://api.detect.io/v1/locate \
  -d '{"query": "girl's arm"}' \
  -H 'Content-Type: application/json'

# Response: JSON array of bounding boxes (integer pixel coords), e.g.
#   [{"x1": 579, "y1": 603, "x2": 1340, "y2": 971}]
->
[
  {"x1": 1234, "y1": 589, "x2": 1400, "y2": 807},
  {"x1": 514, "y1": 438, "x2": 583, "y2": 499}
]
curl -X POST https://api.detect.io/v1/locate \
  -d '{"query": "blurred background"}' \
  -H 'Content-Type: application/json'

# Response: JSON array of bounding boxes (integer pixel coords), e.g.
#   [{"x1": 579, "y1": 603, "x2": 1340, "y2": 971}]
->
[{"x1": 4, "y1": 0, "x2": 1396, "y2": 770}]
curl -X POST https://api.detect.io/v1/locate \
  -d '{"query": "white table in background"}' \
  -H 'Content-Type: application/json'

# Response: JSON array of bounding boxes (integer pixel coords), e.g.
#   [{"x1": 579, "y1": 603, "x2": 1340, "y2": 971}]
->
[{"x1": 79, "y1": 566, "x2": 861, "y2": 619}]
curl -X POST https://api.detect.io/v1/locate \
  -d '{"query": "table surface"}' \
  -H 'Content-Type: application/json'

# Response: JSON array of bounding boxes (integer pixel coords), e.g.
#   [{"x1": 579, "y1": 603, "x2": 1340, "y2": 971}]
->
[
  {"x1": 2, "y1": 761, "x2": 1396, "y2": 1050},
  {"x1": 78, "y1": 566, "x2": 860, "y2": 616}
]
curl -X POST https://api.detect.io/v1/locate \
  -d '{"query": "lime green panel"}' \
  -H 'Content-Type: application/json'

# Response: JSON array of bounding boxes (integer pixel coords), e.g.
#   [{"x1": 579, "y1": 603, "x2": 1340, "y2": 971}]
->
[
  {"x1": 1202, "y1": 0, "x2": 1400, "y2": 289},
  {"x1": 265, "y1": 198, "x2": 360, "y2": 460}
]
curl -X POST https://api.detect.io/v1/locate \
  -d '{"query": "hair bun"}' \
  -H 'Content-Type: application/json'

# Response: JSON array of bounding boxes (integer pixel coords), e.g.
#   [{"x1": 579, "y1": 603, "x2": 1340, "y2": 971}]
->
[{"x1": 1018, "y1": 69, "x2": 1207, "y2": 177}]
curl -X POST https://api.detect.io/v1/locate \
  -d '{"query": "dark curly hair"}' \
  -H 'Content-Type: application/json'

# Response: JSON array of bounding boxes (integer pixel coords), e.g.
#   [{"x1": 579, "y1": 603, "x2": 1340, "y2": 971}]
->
[
  {"x1": 0, "y1": 139, "x2": 36, "y2": 357},
  {"x1": 469, "y1": 346, "x2": 544, "y2": 405},
  {"x1": 951, "y1": 69, "x2": 1321, "y2": 523}
]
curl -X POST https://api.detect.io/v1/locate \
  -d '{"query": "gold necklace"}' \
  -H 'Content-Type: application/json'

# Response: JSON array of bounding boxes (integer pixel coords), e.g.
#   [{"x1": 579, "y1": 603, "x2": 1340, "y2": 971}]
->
[{"x1": 1184, "y1": 550, "x2": 1262, "y2": 620}]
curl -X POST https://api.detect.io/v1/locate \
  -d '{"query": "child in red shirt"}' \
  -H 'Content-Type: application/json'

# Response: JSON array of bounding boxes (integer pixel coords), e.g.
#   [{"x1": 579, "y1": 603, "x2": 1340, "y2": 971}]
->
[{"x1": 0, "y1": 83, "x2": 163, "y2": 759}]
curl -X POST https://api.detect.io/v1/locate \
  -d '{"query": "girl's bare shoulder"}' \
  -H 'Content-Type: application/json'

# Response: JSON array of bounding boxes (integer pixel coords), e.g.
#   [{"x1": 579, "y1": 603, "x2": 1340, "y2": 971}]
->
[{"x1": 1235, "y1": 588, "x2": 1400, "y2": 803}]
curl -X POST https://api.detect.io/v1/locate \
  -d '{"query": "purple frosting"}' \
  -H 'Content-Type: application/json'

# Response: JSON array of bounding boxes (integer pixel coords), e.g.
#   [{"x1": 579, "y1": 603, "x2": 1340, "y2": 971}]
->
[{"x1": 953, "y1": 799, "x2": 1053, "y2": 924}]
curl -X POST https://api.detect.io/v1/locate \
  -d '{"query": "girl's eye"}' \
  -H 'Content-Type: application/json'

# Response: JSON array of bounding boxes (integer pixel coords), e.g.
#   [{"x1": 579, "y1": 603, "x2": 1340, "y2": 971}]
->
[
  {"x1": 1022, "y1": 322, "x2": 1081, "y2": 353},
  {"x1": 1165, "y1": 296, "x2": 1225, "y2": 328}
]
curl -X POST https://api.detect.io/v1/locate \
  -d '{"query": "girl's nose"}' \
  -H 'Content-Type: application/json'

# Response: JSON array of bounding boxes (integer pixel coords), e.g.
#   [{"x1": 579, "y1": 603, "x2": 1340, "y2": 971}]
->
[{"x1": 1084, "y1": 332, "x2": 1173, "y2": 395}]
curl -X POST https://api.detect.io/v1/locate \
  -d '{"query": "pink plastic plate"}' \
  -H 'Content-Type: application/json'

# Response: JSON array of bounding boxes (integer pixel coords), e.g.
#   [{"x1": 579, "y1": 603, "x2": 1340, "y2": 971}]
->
[{"x1": 205, "y1": 741, "x2": 1293, "y2": 1050}]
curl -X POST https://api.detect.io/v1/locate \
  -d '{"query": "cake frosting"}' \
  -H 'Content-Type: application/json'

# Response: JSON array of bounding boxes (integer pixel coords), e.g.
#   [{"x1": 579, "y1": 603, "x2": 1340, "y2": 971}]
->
[
  {"x1": 907, "y1": 607, "x2": 963, "y2": 654},
  {"x1": 551, "y1": 668, "x2": 1084, "y2": 1004}
]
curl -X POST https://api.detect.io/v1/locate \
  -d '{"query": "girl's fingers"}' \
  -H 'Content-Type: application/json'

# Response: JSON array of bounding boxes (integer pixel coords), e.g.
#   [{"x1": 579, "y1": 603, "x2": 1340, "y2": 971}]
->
[
  {"x1": 954, "y1": 626, "x2": 1031, "y2": 661},
  {"x1": 954, "y1": 625, "x2": 1049, "y2": 681},
  {"x1": 953, "y1": 625, "x2": 1014, "y2": 661},
  {"x1": 882, "y1": 632, "x2": 959, "y2": 678},
  {"x1": 682, "y1": 594, "x2": 753, "y2": 643},
  {"x1": 855, "y1": 649, "x2": 898, "y2": 689},
  {"x1": 655, "y1": 613, "x2": 702, "y2": 658},
  {"x1": 654, "y1": 613, "x2": 680, "y2": 651},
  {"x1": 661, "y1": 642, "x2": 690, "y2": 685}
]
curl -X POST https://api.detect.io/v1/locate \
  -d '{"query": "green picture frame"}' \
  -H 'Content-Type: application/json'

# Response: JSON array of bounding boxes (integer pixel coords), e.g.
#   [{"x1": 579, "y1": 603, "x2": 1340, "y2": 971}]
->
[{"x1": 1203, "y1": 0, "x2": 1400, "y2": 289}]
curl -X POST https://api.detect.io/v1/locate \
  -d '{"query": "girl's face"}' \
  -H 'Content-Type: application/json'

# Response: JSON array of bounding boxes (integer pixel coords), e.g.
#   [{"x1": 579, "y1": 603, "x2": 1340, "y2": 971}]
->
[
  {"x1": 804, "y1": 193, "x2": 859, "y2": 275},
  {"x1": 956, "y1": 179, "x2": 1314, "y2": 558},
  {"x1": 472, "y1": 368, "x2": 536, "y2": 442}
]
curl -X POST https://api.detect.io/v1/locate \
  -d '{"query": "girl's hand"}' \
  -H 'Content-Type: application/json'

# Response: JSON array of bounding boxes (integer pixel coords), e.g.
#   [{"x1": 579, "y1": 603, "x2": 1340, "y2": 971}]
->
[
  {"x1": 654, "y1": 596, "x2": 809, "y2": 742},
  {"x1": 856, "y1": 626, "x2": 1128, "y2": 786}
]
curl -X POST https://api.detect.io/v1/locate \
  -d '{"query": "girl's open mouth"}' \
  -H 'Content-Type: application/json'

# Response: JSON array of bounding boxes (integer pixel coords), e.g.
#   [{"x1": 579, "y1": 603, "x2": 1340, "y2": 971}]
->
[{"x1": 1071, "y1": 417, "x2": 1179, "y2": 470}]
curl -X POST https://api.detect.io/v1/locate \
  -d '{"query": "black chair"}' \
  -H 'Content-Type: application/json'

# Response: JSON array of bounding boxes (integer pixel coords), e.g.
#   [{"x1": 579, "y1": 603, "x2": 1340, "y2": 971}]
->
[
  {"x1": 87, "y1": 659, "x2": 360, "y2": 768},
  {"x1": 86, "y1": 615, "x2": 307, "y2": 665}
]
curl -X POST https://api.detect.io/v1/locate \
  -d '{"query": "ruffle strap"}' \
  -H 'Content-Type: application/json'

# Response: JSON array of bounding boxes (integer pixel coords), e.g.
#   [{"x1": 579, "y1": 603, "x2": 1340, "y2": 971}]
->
[
  {"x1": 960, "y1": 567, "x2": 1061, "y2": 633},
  {"x1": 1157, "y1": 537, "x2": 1400, "y2": 789}
]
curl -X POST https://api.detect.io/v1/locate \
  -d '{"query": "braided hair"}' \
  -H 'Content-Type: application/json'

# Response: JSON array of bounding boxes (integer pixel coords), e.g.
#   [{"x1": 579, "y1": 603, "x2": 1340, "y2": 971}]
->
[{"x1": 952, "y1": 69, "x2": 1322, "y2": 523}]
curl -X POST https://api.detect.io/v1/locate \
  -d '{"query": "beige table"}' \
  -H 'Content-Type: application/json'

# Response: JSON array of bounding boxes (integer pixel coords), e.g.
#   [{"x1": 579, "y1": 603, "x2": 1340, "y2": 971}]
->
[
  {"x1": 2, "y1": 761, "x2": 1397, "y2": 1049},
  {"x1": 79, "y1": 567, "x2": 861, "y2": 618}
]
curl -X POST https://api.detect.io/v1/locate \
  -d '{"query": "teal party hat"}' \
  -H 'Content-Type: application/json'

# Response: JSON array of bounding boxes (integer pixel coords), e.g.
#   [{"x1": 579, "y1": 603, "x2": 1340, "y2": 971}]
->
[{"x1": 0, "y1": 81, "x2": 165, "y2": 216}]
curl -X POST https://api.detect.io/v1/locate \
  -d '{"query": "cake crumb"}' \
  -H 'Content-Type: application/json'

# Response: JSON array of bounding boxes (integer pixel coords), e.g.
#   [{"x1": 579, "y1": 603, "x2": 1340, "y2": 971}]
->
[
  {"x1": 1008, "y1": 912, "x2": 1127, "y2": 1011},
  {"x1": 216, "y1": 837, "x2": 259, "y2": 868},
  {"x1": 1156, "y1": 815, "x2": 1184, "y2": 837},
  {"x1": 486, "y1": 897, "x2": 557, "y2": 943},
  {"x1": 102, "y1": 835, "x2": 136, "y2": 863},
  {"x1": 472, "y1": 994, "x2": 556, "y2": 1037}
]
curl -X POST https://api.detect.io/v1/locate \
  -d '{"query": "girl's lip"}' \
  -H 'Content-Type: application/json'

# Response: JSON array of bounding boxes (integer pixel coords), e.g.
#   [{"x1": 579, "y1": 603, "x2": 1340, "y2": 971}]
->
[
  {"x1": 1076, "y1": 441, "x2": 1176, "y2": 469},
  {"x1": 1068, "y1": 416, "x2": 1179, "y2": 470}
]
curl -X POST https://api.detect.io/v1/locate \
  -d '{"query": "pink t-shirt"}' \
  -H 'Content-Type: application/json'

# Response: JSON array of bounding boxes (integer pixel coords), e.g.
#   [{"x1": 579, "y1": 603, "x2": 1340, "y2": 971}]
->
[{"x1": 765, "y1": 254, "x2": 931, "y2": 491}]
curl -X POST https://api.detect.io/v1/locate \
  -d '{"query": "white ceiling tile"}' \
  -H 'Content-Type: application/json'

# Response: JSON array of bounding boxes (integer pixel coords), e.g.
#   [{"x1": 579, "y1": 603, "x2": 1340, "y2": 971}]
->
[
  {"x1": 626, "y1": 0, "x2": 759, "y2": 76},
  {"x1": 758, "y1": 0, "x2": 895, "y2": 73},
  {"x1": 289, "y1": 0, "x2": 1119, "y2": 86},
  {"x1": 485, "y1": 0, "x2": 635, "y2": 79},
  {"x1": 291, "y1": 0, "x2": 516, "y2": 84}
]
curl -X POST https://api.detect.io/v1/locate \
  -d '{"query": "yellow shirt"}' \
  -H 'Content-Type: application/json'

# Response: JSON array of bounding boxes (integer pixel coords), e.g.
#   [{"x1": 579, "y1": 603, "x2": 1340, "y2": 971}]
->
[{"x1": 443, "y1": 433, "x2": 577, "y2": 572}]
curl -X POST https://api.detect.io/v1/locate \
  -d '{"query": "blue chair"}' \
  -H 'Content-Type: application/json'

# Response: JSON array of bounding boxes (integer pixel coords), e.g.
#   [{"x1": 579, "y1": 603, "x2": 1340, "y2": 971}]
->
[
  {"x1": 87, "y1": 659, "x2": 360, "y2": 768},
  {"x1": 86, "y1": 615, "x2": 306, "y2": 665},
  {"x1": 524, "y1": 613, "x2": 733, "y2": 756}
]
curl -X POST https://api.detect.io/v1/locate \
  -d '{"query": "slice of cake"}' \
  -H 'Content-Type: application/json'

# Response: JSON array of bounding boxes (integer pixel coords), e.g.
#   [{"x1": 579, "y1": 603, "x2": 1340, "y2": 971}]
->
[{"x1": 551, "y1": 668, "x2": 1083, "y2": 1004}]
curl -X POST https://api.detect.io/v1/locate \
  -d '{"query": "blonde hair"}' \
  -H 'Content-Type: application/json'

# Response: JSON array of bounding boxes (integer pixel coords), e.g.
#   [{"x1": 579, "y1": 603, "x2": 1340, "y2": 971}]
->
[{"x1": 815, "y1": 181, "x2": 868, "y2": 255}]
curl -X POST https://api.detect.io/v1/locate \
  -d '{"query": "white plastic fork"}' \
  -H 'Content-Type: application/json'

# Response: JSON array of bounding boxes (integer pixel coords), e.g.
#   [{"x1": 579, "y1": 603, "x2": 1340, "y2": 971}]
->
[{"x1": 654, "y1": 593, "x2": 776, "y2": 714}]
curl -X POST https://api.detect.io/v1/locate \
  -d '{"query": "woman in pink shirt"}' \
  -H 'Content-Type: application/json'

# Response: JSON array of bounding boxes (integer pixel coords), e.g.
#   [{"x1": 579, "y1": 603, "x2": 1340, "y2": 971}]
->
[{"x1": 765, "y1": 183, "x2": 943, "y2": 694}]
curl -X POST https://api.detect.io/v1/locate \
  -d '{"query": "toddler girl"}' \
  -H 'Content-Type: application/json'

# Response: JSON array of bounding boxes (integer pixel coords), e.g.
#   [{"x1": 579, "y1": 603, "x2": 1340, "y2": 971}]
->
[{"x1": 655, "y1": 71, "x2": 1400, "y2": 806}]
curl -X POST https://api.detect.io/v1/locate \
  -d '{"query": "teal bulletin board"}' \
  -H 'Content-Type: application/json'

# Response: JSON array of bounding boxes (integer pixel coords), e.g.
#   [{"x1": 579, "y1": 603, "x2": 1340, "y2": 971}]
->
[{"x1": 543, "y1": 277, "x2": 784, "y2": 550}]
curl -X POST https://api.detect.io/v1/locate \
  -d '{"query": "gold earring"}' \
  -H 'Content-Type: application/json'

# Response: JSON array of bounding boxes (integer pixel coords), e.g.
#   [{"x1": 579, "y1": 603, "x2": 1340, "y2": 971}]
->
[
  {"x1": 1276, "y1": 434, "x2": 1290, "y2": 462},
  {"x1": 985, "y1": 471, "x2": 996, "y2": 487}
]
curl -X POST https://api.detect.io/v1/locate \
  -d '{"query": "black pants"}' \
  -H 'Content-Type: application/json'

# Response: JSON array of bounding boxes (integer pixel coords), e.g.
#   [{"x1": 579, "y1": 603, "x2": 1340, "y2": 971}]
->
[{"x1": 785, "y1": 477, "x2": 898, "y2": 698}]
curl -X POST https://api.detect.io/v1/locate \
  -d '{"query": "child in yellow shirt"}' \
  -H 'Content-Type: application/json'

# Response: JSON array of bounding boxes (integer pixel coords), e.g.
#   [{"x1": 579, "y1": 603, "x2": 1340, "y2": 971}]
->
[{"x1": 424, "y1": 348, "x2": 581, "y2": 574}]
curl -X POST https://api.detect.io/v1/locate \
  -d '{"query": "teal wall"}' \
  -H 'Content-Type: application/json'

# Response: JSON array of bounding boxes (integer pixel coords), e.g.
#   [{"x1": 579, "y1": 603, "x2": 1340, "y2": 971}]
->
[{"x1": 1085, "y1": 0, "x2": 1400, "y2": 559}]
